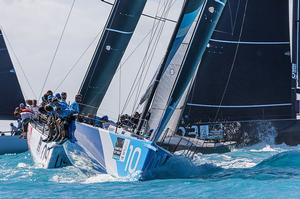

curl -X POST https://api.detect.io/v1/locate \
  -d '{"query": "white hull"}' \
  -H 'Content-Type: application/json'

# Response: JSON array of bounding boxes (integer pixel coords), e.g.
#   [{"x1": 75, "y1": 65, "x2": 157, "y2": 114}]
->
[
  {"x1": 0, "y1": 135, "x2": 28, "y2": 155},
  {"x1": 27, "y1": 123, "x2": 71, "y2": 168}
]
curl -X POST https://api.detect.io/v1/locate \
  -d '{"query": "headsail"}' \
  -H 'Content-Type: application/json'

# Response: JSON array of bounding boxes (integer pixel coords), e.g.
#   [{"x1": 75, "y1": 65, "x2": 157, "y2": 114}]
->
[
  {"x1": 136, "y1": 0, "x2": 206, "y2": 133},
  {"x1": 0, "y1": 30, "x2": 25, "y2": 119},
  {"x1": 79, "y1": 0, "x2": 147, "y2": 115},
  {"x1": 184, "y1": 0, "x2": 291, "y2": 123},
  {"x1": 151, "y1": 0, "x2": 227, "y2": 141}
]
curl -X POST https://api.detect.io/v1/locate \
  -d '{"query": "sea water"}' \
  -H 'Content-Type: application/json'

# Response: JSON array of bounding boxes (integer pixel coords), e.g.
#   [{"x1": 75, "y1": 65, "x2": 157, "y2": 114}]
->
[
  {"x1": 0, "y1": 120, "x2": 300, "y2": 199},
  {"x1": 0, "y1": 144, "x2": 299, "y2": 198}
]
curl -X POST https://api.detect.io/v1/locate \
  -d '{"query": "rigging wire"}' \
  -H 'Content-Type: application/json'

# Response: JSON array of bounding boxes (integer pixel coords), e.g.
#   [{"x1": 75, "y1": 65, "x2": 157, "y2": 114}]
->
[
  {"x1": 54, "y1": 29, "x2": 103, "y2": 92},
  {"x1": 120, "y1": 0, "x2": 175, "y2": 114},
  {"x1": 54, "y1": 27, "x2": 152, "y2": 94},
  {"x1": 55, "y1": 2, "x2": 165, "y2": 116},
  {"x1": 132, "y1": 1, "x2": 170, "y2": 111},
  {"x1": 133, "y1": 0, "x2": 176, "y2": 114},
  {"x1": 118, "y1": 53, "x2": 122, "y2": 117},
  {"x1": 38, "y1": 0, "x2": 76, "y2": 99},
  {"x1": 213, "y1": 0, "x2": 248, "y2": 122},
  {"x1": 120, "y1": 0, "x2": 166, "y2": 113},
  {"x1": 132, "y1": 0, "x2": 175, "y2": 113},
  {"x1": 54, "y1": 0, "x2": 177, "y2": 117},
  {"x1": 0, "y1": 27, "x2": 37, "y2": 99},
  {"x1": 99, "y1": 0, "x2": 177, "y2": 23},
  {"x1": 134, "y1": 0, "x2": 176, "y2": 108}
]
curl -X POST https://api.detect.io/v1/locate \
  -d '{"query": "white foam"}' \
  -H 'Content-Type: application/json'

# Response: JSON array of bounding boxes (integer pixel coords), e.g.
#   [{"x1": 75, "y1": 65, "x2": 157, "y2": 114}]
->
[
  {"x1": 83, "y1": 174, "x2": 118, "y2": 184},
  {"x1": 193, "y1": 154, "x2": 257, "y2": 169},
  {"x1": 250, "y1": 145, "x2": 277, "y2": 152},
  {"x1": 17, "y1": 162, "x2": 29, "y2": 168},
  {"x1": 51, "y1": 175, "x2": 78, "y2": 183},
  {"x1": 50, "y1": 173, "x2": 136, "y2": 184}
]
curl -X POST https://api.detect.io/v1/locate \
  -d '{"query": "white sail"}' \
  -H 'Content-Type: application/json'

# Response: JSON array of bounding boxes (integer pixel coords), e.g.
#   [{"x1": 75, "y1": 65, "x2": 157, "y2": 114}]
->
[
  {"x1": 161, "y1": 80, "x2": 192, "y2": 139},
  {"x1": 147, "y1": 10, "x2": 202, "y2": 135}
]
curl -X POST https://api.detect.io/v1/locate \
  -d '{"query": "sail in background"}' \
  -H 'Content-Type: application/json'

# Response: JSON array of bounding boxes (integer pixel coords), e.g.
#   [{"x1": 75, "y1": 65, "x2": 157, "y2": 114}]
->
[
  {"x1": 184, "y1": 0, "x2": 291, "y2": 123},
  {"x1": 0, "y1": 29, "x2": 24, "y2": 119},
  {"x1": 289, "y1": 0, "x2": 300, "y2": 118}
]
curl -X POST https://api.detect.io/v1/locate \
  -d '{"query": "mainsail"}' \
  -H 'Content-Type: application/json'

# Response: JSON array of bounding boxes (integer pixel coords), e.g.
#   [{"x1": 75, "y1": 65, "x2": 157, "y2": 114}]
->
[
  {"x1": 184, "y1": 0, "x2": 291, "y2": 124},
  {"x1": 149, "y1": 0, "x2": 227, "y2": 141},
  {"x1": 79, "y1": 0, "x2": 147, "y2": 115},
  {"x1": 0, "y1": 30, "x2": 25, "y2": 119}
]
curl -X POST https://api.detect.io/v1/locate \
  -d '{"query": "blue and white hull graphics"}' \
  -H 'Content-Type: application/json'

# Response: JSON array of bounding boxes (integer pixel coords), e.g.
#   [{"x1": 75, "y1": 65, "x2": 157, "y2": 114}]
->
[
  {"x1": 27, "y1": 123, "x2": 71, "y2": 168},
  {"x1": 64, "y1": 122, "x2": 172, "y2": 179}
]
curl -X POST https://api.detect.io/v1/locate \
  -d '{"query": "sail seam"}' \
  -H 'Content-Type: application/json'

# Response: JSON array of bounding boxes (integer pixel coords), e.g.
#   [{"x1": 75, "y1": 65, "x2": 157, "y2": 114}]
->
[
  {"x1": 213, "y1": 0, "x2": 248, "y2": 121},
  {"x1": 187, "y1": 103, "x2": 292, "y2": 108},
  {"x1": 214, "y1": 0, "x2": 225, "y2": 6},
  {"x1": 210, "y1": 39, "x2": 289, "y2": 45},
  {"x1": 106, "y1": 28, "x2": 133, "y2": 35}
]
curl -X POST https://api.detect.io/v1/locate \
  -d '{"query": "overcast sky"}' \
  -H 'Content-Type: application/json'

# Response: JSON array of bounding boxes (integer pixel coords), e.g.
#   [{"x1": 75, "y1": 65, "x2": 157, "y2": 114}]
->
[{"x1": 0, "y1": 0, "x2": 183, "y2": 120}]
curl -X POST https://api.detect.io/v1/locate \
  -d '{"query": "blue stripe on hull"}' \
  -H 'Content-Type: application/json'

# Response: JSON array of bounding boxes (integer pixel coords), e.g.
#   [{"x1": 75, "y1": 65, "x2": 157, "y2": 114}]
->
[
  {"x1": 64, "y1": 122, "x2": 172, "y2": 179},
  {"x1": 65, "y1": 123, "x2": 106, "y2": 171}
]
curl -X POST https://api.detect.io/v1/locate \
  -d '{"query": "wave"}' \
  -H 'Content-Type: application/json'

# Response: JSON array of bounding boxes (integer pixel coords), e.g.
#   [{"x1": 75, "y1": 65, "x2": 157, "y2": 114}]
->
[
  {"x1": 256, "y1": 150, "x2": 300, "y2": 169},
  {"x1": 2, "y1": 145, "x2": 299, "y2": 183},
  {"x1": 143, "y1": 155, "x2": 222, "y2": 180}
]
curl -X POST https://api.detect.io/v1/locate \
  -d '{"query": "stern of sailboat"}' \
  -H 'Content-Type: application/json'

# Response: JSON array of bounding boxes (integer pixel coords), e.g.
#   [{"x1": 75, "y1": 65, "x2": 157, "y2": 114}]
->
[{"x1": 27, "y1": 122, "x2": 71, "y2": 168}]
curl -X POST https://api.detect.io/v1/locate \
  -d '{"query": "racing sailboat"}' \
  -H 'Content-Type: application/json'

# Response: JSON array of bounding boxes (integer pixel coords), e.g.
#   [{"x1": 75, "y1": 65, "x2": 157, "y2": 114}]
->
[
  {"x1": 27, "y1": 0, "x2": 149, "y2": 168},
  {"x1": 179, "y1": 0, "x2": 300, "y2": 146},
  {"x1": 0, "y1": 29, "x2": 28, "y2": 155},
  {"x1": 63, "y1": 0, "x2": 226, "y2": 179}
]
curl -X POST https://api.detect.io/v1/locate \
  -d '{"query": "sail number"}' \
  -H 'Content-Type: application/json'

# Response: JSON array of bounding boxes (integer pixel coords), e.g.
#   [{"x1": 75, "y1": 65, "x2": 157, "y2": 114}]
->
[{"x1": 124, "y1": 145, "x2": 141, "y2": 173}]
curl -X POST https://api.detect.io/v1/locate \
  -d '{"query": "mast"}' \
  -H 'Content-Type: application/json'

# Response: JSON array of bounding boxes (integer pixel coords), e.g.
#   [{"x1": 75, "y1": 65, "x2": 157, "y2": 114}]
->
[
  {"x1": 79, "y1": 0, "x2": 147, "y2": 115},
  {"x1": 152, "y1": 0, "x2": 227, "y2": 141},
  {"x1": 0, "y1": 29, "x2": 25, "y2": 119},
  {"x1": 136, "y1": 0, "x2": 206, "y2": 133}
]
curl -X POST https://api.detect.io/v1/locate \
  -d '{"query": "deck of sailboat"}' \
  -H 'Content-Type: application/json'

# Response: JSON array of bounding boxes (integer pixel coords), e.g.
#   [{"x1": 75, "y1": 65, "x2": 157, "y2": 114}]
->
[{"x1": 159, "y1": 135, "x2": 236, "y2": 155}]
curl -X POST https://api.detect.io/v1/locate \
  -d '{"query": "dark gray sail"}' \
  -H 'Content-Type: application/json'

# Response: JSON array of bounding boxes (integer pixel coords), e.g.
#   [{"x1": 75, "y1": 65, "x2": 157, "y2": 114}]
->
[
  {"x1": 184, "y1": 0, "x2": 291, "y2": 124},
  {"x1": 79, "y1": 0, "x2": 147, "y2": 115},
  {"x1": 290, "y1": 0, "x2": 300, "y2": 118},
  {"x1": 0, "y1": 30, "x2": 25, "y2": 119}
]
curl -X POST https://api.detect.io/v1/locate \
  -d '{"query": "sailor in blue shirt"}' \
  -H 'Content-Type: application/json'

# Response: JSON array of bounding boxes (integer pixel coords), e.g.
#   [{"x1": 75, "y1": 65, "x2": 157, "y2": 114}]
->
[
  {"x1": 60, "y1": 92, "x2": 68, "y2": 107},
  {"x1": 70, "y1": 94, "x2": 82, "y2": 114}
]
